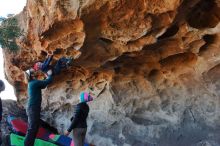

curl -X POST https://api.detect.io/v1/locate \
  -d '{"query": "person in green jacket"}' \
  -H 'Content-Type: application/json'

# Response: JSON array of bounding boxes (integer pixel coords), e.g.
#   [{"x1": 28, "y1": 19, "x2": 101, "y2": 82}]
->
[{"x1": 24, "y1": 69, "x2": 53, "y2": 146}]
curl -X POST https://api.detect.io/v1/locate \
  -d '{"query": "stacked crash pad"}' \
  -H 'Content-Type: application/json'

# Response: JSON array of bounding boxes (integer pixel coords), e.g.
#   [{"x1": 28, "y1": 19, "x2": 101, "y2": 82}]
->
[
  {"x1": 10, "y1": 133, "x2": 57, "y2": 146},
  {"x1": 7, "y1": 115, "x2": 93, "y2": 146}
]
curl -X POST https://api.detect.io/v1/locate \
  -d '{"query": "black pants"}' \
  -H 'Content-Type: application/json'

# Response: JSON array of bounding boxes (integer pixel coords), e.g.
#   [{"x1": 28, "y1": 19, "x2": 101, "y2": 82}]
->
[{"x1": 24, "y1": 106, "x2": 40, "y2": 146}]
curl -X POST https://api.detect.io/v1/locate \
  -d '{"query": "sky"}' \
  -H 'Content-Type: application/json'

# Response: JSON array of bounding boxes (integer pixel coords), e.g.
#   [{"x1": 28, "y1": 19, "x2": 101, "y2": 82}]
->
[
  {"x1": 0, "y1": 0, "x2": 26, "y2": 17},
  {"x1": 0, "y1": 48, "x2": 16, "y2": 100},
  {"x1": 0, "y1": 0, "x2": 26, "y2": 100}
]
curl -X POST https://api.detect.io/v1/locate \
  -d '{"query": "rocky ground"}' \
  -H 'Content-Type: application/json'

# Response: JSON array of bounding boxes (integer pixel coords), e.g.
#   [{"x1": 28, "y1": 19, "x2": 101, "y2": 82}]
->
[{"x1": 1, "y1": 100, "x2": 26, "y2": 146}]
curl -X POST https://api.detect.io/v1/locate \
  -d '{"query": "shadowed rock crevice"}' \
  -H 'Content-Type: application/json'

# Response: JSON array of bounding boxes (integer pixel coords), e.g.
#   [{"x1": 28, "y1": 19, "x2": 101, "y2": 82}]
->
[
  {"x1": 187, "y1": 0, "x2": 220, "y2": 29},
  {"x1": 158, "y1": 25, "x2": 179, "y2": 40}
]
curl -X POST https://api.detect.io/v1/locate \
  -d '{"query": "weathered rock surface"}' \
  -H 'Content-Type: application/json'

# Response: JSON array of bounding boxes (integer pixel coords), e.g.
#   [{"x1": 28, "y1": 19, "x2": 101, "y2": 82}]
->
[
  {"x1": 0, "y1": 100, "x2": 26, "y2": 146},
  {"x1": 2, "y1": 0, "x2": 220, "y2": 145}
]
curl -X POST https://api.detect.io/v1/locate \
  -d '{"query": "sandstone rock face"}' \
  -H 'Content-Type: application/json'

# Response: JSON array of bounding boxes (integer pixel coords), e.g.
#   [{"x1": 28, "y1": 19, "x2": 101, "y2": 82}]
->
[{"x1": 2, "y1": 0, "x2": 220, "y2": 145}]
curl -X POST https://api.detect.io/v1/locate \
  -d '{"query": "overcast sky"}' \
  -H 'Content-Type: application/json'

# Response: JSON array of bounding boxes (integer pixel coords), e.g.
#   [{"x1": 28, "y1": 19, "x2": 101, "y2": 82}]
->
[
  {"x1": 0, "y1": 0, "x2": 26, "y2": 17},
  {"x1": 0, "y1": 0, "x2": 26, "y2": 100}
]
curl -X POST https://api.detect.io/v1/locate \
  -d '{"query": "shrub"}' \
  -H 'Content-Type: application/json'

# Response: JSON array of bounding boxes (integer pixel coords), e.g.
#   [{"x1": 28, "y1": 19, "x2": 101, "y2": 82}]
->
[{"x1": 0, "y1": 17, "x2": 23, "y2": 52}]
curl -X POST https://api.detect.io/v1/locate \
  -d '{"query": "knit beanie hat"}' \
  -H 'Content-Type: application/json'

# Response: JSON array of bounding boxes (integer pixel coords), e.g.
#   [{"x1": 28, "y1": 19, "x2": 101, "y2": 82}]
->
[
  {"x1": 25, "y1": 69, "x2": 35, "y2": 81},
  {"x1": 33, "y1": 62, "x2": 42, "y2": 71},
  {"x1": 79, "y1": 91, "x2": 94, "y2": 103},
  {"x1": 25, "y1": 69, "x2": 31, "y2": 81}
]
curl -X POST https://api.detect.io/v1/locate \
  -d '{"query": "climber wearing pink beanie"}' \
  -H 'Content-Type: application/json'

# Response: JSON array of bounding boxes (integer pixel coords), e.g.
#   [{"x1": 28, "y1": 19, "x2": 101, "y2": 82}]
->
[
  {"x1": 79, "y1": 91, "x2": 94, "y2": 103},
  {"x1": 64, "y1": 91, "x2": 94, "y2": 146}
]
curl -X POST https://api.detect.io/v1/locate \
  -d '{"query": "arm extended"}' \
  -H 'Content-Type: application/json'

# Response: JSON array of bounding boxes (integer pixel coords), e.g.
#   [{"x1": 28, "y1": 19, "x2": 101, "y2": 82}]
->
[
  {"x1": 41, "y1": 55, "x2": 53, "y2": 72},
  {"x1": 67, "y1": 105, "x2": 81, "y2": 132},
  {"x1": 37, "y1": 75, "x2": 53, "y2": 89}
]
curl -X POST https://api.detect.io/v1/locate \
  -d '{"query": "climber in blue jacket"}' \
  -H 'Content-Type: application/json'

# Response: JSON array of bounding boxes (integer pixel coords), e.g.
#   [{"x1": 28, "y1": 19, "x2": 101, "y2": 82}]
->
[
  {"x1": 0, "y1": 80, "x2": 5, "y2": 145},
  {"x1": 34, "y1": 54, "x2": 54, "y2": 73},
  {"x1": 33, "y1": 53, "x2": 73, "y2": 75},
  {"x1": 24, "y1": 69, "x2": 53, "y2": 146}
]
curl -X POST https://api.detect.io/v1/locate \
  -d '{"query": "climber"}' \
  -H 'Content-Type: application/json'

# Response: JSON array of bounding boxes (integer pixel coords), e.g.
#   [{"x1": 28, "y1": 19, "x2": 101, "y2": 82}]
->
[
  {"x1": 52, "y1": 56, "x2": 73, "y2": 75},
  {"x1": 64, "y1": 91, "x2": 94, "y2": 146},
  {"x1": 33, "y1": 54, "x2": 54, "y2": 73},
  {"x1": 23, "y1": 68, "x2": 53, "y2": 146},
  {"x1": 0, "y1": 80, "x2": 5, "y2": 145},
  {"x1": 33, "y1": 52, "x2": 73, "y2": 75}
]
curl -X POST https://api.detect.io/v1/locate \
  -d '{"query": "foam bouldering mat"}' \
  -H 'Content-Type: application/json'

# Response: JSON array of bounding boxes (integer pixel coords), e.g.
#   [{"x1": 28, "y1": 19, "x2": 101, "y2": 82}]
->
[
  {"x1": 7, "y1": 115, "x2": 94, "y2": 146},
  {"x1": 10, "y1": 133, "x2": 57, "y2": 146}
]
